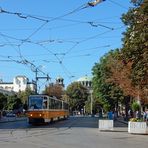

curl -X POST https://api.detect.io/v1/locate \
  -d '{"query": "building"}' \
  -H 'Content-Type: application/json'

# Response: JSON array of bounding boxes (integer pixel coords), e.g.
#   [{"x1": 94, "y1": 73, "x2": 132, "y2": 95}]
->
[
  {"x1": 0, "y1": 75, "x2": 36, "y2": 93},
  {"x1": 77, "y1": 75, "x2": 92, "y2": 89},
  {"x1": 55, "y1": 76, "x2": 64, "y2": 88},
  {"x1": 77, "y1": 75, "x2": 93, "y2": 115}
]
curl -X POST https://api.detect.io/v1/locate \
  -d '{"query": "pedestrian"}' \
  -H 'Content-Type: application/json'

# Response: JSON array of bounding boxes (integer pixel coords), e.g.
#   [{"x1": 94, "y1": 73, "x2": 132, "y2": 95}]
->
[
  {"x1": 107, "y1": 110, "x2": 113, "y2": 120},
  {"x1": 143, "y1": 110, "x2": 147, "y2": 121},
  {"x1": 114, "y1": 111, "x2": 117, "y2": 121},
  {"x1": 146, "y1": 110, "x2": 148, "y2": 123}
]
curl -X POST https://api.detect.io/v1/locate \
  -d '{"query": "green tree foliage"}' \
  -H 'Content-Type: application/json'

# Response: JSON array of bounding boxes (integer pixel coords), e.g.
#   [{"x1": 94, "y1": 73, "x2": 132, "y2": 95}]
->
[
  {"x1": 132, "y1": 101, "x2": 141, "y2": 112},
  {"x1": 91, "y1": 0, "x2": 147, "y2": 115},
  {"x1": 120, "y1": 0, "x2": 148, "y2": 103},
  {"x1": 17, "y1": 88, "x2": 35, "y2": 110},
  {"x1": 18, "y1": 88, "x2": 35, "y2": 104},
  {"x1": 0, "y1": 93, "x2": 7, "y2": 110},
  {"x1": 92, "y1": 51, "x2": 124, "y2": 111},
  {"x1": 66, "y1": 82, "x2": 88, "y2": 112},
  {"x1": 6, "y1": 95, "x2": 23, "y2": 110}
]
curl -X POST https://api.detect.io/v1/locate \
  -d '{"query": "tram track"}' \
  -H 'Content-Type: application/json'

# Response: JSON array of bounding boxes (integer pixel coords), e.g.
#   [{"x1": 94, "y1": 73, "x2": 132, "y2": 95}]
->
[
  {"x1": 0, "y1": 116, "x2": 99, "y2": 146},
  {"x1": 0, "y1": 117, "x2": 79, "y2": 143}
]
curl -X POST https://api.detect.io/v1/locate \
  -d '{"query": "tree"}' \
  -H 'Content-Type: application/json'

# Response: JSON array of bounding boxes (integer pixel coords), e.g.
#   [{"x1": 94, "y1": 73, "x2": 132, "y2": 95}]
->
[
  {"x1": 17, "y1": 88, "x2": 35, "y2": 110},
  {"x1": 6, "y1": 95, "x2": 23, "y2": 111},
  {"x1": 92, "y1": 51, "x2": 124, "y2": 112},
  {"x1": 106, "y1": 51, "x2": 140, "y2": 98},
  {"x1": 18, "y1": 88, "x2": 35, "y2": 104},
  {"x1": 132, "y1": 101, "x2": 141, "y2": 112},
  {"x1": 121, "y1": 0, "x2": 148, "y2": 103},
  {"x1": 0, "y1": 93, "x2": 7, "y2": 110},
  {"x1": 66, "y1": 82, "x2": 88, "y2": 113},
  {"x1": 43, "y1": 84, "x2": 64, "y2": 99},
  {"x1": 102, "y1": 0, "x2": 148, "y2": 104},
  {"x1": 91, "y1": 0, "x2": 147, "y2": 119}
]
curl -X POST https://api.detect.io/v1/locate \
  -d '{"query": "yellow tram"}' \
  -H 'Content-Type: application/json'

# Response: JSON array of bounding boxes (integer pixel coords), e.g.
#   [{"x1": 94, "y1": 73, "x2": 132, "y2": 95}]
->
[{"x1": 27, "y1": 95, "x2": 69, "y2": 124}]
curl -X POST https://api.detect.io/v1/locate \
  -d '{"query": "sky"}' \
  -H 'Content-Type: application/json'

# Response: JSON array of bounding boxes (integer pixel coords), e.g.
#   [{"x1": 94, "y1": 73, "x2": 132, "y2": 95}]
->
[{"x1": 0, "y1": 0, "x2": 133, "y2": 91}]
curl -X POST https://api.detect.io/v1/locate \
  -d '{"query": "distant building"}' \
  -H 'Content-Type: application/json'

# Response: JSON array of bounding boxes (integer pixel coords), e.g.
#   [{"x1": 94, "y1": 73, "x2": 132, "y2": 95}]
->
[
  {"x1": 0, "y1": 88, "x2": 15, "y2": 96},
  {"x1": 56, "y1": 76, "x2": 64, "y2": 88},
  {"x1": 77, "y1": 75, "x2": 92, "y2": 89},
  {"x1": 0, "y1": 75, "x2": 36, "y2": 93}
]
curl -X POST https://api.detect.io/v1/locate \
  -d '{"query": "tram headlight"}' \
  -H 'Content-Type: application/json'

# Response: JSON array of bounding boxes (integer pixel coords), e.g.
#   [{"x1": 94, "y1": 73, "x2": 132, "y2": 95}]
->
[{"x1": 39, "y1": 114, "x2": 42, "y2": 117}]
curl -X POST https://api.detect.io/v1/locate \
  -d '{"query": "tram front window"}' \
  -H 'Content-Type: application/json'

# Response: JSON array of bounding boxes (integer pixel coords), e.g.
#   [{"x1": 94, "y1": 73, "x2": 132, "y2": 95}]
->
[{"x1": 29, "y1": 97, "x2": 43, "y2": 109}]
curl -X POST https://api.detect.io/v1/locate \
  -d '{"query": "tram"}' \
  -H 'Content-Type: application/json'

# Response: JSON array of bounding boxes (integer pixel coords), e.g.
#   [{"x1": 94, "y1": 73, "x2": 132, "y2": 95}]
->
[{"x1": 27, "y1": 95, "x2": 69, "y2": 124}]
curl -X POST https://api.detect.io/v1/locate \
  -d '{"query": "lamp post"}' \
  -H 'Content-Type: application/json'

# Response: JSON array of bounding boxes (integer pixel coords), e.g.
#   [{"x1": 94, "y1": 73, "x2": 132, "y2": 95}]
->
[{"x1": 90, "y1": 89, "x2": 93, "y2": 115}]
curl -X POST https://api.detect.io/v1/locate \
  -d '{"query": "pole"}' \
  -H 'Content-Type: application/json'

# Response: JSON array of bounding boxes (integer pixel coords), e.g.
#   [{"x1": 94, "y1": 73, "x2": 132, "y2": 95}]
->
[
  {"x1": 90, "y1": 90, "x2": 93, "y2": 115},
  {"x1": 35, "y1": 68, "x2": 38, "y2": 94},
  {"x1": 91, "y1": 92, "x2": 92, "y2": 115},
  {"x1": 34, "y1": 68, "x2": 50, "y2": 94}
]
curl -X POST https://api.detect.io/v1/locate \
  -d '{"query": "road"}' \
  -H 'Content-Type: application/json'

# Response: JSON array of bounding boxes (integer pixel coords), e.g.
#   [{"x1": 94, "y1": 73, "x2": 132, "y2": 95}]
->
[{"x1": 0, "y1": 117, "x2": 147, "y2": 148}]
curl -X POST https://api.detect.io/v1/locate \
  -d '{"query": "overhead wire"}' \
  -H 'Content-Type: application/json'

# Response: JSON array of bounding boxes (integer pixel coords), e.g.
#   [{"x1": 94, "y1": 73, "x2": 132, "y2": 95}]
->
[
  {"x1": 0, "y1": 3, "x2": 89, "y2": 72},
  {"x1": 108, "y1": 0, "x2": 129, "y2": 10},
  {"x1": 0, "y1": 0, "x2": 125, "y2": 85}
]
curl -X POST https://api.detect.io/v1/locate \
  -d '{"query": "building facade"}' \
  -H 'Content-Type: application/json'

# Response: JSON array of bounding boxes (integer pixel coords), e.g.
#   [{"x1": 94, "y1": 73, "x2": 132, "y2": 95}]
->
[
  {"x1": 77, "y1": 75, "x2": 92, "y2": 90},
  {"x1": 0, "y1": 75, "x2": 36, "y2": 93},
  {"x1": 56, "y1": 76, "x2": 64, "y2": 88}
]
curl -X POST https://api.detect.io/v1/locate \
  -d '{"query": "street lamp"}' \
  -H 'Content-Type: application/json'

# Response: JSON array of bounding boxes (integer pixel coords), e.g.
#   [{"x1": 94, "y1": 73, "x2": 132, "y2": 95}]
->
[
  {"x1": 90, "y1": 89, "x2": 93, "y2": 115},
  {"x1": 88, "y1": 0, "x2": 105, "y2": 7}
]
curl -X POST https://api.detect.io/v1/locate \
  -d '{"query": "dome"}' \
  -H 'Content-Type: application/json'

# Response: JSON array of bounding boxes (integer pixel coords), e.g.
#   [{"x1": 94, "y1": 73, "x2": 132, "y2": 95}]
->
[
  {"x1": 56, "y1": 76, "x2": 64, "y2": 80},
  {"x1": 77, "y1": 75, "x2": 92, "y2": 82},
  {"x1": 77, "y1": 75, "x2": 92, "y2": 88},
  {"x1": 56, "y1": 76, "x2": 64, "y2": 87}
]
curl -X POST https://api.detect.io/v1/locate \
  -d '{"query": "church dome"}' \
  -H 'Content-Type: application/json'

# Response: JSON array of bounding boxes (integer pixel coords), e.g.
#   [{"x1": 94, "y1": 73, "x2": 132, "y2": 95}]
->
[
  {"x1": 77, "y1": 75, "x2": 92, "y2": 88},
  {"x1": 56, "y1": 76, "x2": 64, "y2": 87},
  {"x1": 77, "y1": 76, "x2": 92, "y2": 82},
  {"x1": 56, "y1": 76, "x2": 64, "y2": 80}
]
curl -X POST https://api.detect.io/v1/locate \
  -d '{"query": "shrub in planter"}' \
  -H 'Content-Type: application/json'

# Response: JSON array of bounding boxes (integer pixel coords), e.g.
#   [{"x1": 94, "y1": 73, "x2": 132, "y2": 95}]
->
[
  {"x1": 131, "y1": 102, "x2": 140, "y2": 112},
  {"x1": 131, "y1": 101, "x2": 141, "y2": 118},
  {"x1": 129, "y1": 118, "x2": 143, "y2": 122},
  {"x1": 128, "y1": 118, "x2": 147, "y2": 134}
]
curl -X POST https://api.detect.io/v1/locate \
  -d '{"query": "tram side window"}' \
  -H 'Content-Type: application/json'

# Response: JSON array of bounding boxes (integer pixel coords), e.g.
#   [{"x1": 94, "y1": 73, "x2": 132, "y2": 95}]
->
[
  {"x1": 57, "y1": 100, "x2": 62, "y2": 109},
  {"x1": 50, "y1": 99, "x2": 55, "y2": 109},
  {"x1": 59, "y1": 101, "x2": 62, "y2": 109},
  {"x1": 63, "y1": 102, "x2": 68, "y2": 110},
  {"x1": 49, "y1": 99, "x2": 63, "y2": 109},
  {"x1": 48, "y1": 98, "x2": 51, "y2": 109},
  {"x1": 54, "y1": 100, "x2": 61, "y2": 109}
]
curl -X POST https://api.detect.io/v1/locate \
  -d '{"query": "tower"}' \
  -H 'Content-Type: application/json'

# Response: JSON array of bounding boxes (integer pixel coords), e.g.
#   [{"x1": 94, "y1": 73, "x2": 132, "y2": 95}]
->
[{"x1": 56, "y1": 76, "x2": 64, "y2": 87}]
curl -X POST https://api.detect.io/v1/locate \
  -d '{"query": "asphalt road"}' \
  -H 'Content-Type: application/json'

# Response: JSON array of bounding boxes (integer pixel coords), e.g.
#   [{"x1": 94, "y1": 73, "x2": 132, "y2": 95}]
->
[{"x1": 0, "y1": 117, "x2": 147, "y2": 148}]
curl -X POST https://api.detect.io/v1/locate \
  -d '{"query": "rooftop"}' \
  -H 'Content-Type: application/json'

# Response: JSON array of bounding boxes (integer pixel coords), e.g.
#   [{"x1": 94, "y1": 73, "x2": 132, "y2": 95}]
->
[{"x1": 77, "y1": 75, "x2": 92, "y2": 82}]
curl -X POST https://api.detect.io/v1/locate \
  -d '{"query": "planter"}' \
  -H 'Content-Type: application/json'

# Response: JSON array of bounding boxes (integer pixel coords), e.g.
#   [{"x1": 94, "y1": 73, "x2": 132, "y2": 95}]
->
[
  {"x1": 99, "y1": 119, "x2": 113, "y2": 130},
  {"x1": 128, "y1": 121, "x2": 147, "y2": 134}
]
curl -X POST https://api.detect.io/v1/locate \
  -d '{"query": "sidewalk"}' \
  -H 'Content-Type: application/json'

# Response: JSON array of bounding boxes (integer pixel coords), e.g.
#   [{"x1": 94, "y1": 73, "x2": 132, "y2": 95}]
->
[
  {"x1": 116, "y1": 116, "x2": 148, "y2": 134},
  {"x1": 0, "y1": 116, "x2": 27, "y2": 123},
  {"x1": 98, "y1": 117, "x2": 148, "y2": 134},
  {"x1": 116, "y1": 116, "x2": 128, "y2": 124}
]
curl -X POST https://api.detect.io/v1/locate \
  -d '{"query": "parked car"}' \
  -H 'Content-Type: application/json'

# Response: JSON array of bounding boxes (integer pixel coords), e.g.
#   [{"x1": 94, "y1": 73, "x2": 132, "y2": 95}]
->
[{"x1": 6, "y1": 113, "x2": 16, "y2": 117}]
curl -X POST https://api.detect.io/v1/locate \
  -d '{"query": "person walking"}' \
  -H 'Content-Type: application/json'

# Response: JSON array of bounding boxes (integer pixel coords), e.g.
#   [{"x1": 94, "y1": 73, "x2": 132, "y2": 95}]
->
[
  {"x1": 107, "y1": 110, "x2": 113, "y2": 120},
  {"x1": 146, "y1": 110, "x2": 148, "y2": 124}
]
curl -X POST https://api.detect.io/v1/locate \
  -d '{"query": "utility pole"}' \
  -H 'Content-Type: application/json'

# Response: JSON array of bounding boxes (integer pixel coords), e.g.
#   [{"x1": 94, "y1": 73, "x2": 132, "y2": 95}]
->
[
  {"x1": 35, "y1": 68, "x2": 50, "y2": 94},
  {"x1": 90, "y1": 89, "x2": 93, "y2": 115}
]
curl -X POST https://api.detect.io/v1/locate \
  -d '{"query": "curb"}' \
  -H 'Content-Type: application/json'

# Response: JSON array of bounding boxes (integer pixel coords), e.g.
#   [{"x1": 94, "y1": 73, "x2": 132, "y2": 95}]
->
[
  {"x1": 116, "y1": 118, "x2": 128, "y2": 125},
  {"x1": 117, "y1": 120, "x2": 128, "y2": 125},
  {"x1": 0, "y1": 117, "x2": 27, "y2": 123}
]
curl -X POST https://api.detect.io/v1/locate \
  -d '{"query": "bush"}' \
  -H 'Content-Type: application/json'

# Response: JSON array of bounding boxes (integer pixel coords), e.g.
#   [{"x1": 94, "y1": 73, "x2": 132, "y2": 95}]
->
[
  {"x1": 130, "y1": 118, "x2": 144, "y2": 122},
  {"x1": 131, "y1": 101, "x2": 140, "y2": 112}
]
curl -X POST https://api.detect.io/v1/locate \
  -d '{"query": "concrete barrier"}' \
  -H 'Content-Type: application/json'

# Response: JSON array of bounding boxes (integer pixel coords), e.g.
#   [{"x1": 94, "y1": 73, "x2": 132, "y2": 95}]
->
[
  {"x1": 99, "y1": 119, "x2": 113, "y2": 130},
  {"x1": 128, "y1": 121, "x2": 147, "y2": 134}
]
